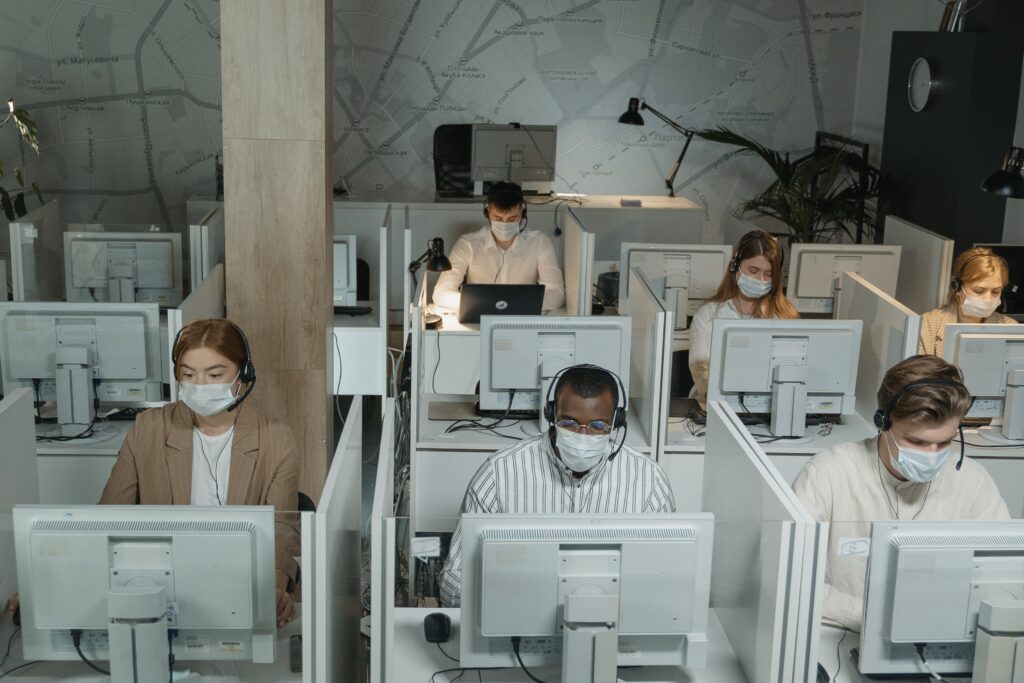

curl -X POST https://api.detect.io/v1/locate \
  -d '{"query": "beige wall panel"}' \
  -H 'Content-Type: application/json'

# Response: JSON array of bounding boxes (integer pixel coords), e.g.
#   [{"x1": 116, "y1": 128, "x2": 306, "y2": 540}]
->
[
  {"x1": 222, "y1": 0, "x2": 329, "y2": 142},
  {"x1": 257, "y1": 368, "x2": 329, "y2": 500}
]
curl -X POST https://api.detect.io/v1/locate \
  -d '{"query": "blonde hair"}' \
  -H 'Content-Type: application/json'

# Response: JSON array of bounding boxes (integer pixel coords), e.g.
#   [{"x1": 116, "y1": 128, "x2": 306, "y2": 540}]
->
[
  {"x1": 946, "y1": 246, "x2": 1009, "y2": 306},
  {"x1": 876, "y1": 355, "x2": 973, "y2": 427},
  {"x1": 707, "y1": 230, "x2": 798, "y2": 320}
]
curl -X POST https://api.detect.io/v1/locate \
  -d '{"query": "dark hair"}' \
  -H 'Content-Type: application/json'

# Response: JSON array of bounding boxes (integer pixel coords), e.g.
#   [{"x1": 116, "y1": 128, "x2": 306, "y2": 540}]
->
[
  {"x1": 554, "y1": 366, "x2": 618, "y2": 406},
  {"x1": 172, "y1": 319, "x2": 248, "y2": 382},
  {"x1": 877, "y1": 355, "x2": 973, "y2": 426},
  {"x1": 486, "y1": 181, "x2": 524, "y2": 211}
]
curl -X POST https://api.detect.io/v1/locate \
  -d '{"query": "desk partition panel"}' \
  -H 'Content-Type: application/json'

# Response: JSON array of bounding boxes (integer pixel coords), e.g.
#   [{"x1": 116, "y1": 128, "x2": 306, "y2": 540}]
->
[
  {"x1": 628, "y1": 267, "x2": 673, "y2": 452},
  {"x1": 704, "y1": 401, "x2": 825, "y2": 683}
]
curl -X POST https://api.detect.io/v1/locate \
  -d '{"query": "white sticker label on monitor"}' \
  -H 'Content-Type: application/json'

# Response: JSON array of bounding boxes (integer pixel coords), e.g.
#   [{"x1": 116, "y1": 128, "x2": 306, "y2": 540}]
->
[
  {"x1": 412, "y1": 536, "x2": 441, "y2": 558},
  {"x1": 185, "y1": 635, "x2": 209, "y2": 652},
  {"x1": 837, "y1": 537, "x2": 870, "y2": 557}
]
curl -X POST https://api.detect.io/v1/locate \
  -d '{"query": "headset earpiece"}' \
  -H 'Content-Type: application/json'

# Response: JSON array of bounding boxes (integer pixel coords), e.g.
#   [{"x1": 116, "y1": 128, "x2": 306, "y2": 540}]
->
[
  {"x1": 172, "y1": 320, "x2": 256, "y2": 407},
  {"x1": 483, "y1": 206, "x2": 489, "y2": 219},
  {"x1": 544, "y1": 364, "x2": 628, "y2": 430}
]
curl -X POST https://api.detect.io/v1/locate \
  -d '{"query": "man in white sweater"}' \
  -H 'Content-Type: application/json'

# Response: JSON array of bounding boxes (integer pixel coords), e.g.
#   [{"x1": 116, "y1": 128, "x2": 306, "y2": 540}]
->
[{"x1": 793, "y1": 355, "x2": 1009, "y2": 632}]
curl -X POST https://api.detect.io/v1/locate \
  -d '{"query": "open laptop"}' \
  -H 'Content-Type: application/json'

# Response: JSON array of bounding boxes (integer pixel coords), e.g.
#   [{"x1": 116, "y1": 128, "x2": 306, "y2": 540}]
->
[{"x1": 457, "y1": 284, "x2": 545, "y2": 324}]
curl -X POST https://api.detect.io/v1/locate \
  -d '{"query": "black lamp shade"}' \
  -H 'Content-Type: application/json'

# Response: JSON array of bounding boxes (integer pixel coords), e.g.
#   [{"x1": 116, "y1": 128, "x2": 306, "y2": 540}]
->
[
  {"x1": 426, "y1": 238, "x2": 452, "y2": 272},
  {"x1": 618, "y1": 97, "x2": 644, "y2": 126},
  {"x1": 981, "y1": 147, "x2": 1024, "y2": 198}
]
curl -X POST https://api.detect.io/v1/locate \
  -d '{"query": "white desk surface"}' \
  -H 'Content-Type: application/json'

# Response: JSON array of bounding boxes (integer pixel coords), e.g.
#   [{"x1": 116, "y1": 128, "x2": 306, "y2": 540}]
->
[
  {"x1": 416, "y1": 395, "x2": 653, "y2": 453},
  {"x1": 817, "y1": 625, "x2": 970, "y2": 683},
  {"x1": 34, "y1": 420, "x2": 131, "y2": 456},
  {"x1": 389, "y1": 606, "x2": 747, "y2": 683},
  {"x1": 664, "y1": 412, "x2": 877, "y2": 455},
  {"x1": 333, "y1": 300, "x2": 381, "y2": 329},
  {"x1": 1, "y1": 614, "x2": 303, "y2": 682}
]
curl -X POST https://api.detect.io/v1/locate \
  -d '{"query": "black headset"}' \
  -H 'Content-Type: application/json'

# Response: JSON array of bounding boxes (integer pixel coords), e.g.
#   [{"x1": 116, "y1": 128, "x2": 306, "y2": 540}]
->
[
  {"x1": 544, "y1": 364, "x2": 628, "y2": 461},
  {"x1": 172, "y1": 320, "x2": 257, "y2": 413},
  {"x1": 484, "y1": 182, "x2": 528, "y2": 232},
  {"x1": 728, "y1": 230, "x2": 783, "y2": 273},
  {"x1": 872, "y1": 378, "x2": 970, "y2": 470}
]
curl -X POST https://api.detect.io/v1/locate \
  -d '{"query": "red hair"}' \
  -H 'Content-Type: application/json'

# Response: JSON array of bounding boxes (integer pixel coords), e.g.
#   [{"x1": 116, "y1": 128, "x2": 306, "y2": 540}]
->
[{"x1": 172, "y1": 319, "x2": 248, "y2": 381}]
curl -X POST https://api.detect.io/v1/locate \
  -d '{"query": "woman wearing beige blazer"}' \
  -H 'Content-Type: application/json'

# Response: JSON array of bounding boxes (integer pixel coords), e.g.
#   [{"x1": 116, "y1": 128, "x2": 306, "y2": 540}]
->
[{"x1": 100, "y1": 318, "x2": 300, "y2": 627}]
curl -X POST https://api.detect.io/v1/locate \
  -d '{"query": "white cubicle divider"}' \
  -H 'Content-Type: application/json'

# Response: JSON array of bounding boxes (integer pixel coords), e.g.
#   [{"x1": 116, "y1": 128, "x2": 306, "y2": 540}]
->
[
  {"x1": 313, "y1": 397, "x2": 364, "y2": 683},
  {"x1": 563, "y1": 207, "x2": 595, "y2": 316},
  {"x1": 167, "y1": 263, "x2": 226, "y2": 402},
  {"x1": 333, "y1": 220, "x2": 390, "y2": 396},
  {"x1": 628, "y1": 268, "x2": 673, "y2": 453},
  {"x1": 188, "y1": 204, "x2": 224, "y2": 292},
  {"x1": 370, "y1": 399, "x2": 397, "y2": 683},
  {"x1": 835, "y1": 272, "x2": 921, "y2": 420},
  {"x1": 704, "y1": 401, "x2": 825, "y2": 683},
  {"x1": 570, "y1": 201, "x2": 705, "y2": 262},
  {"x1": 9, "y1": 199, "x2": 63, "y2": 301},
  {"x1": 883, "y1": 215, "x2": 953, "y2": 314}
]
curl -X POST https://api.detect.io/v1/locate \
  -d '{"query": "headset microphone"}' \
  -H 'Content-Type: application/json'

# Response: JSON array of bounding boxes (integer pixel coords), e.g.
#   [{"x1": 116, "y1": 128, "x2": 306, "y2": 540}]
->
[{"x1": 172, "y1": 320, "x2": 257, "y2": 413}]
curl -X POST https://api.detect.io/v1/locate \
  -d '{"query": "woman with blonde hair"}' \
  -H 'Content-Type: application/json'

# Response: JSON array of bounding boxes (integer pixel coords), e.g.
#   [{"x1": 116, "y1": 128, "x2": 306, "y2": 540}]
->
[
  {"x1": 688, "y1": 230, "x2": 799, "y2": 408},
  {"x1": 919, "y1": 246, "x2": 1017, "y2": 356}
]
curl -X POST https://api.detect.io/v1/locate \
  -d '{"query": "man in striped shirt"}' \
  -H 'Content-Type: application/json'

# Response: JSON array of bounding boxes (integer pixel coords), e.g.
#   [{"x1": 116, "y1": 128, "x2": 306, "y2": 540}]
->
[{"x1": 439, "y1": 365, "x2": 676, "y2": 607}]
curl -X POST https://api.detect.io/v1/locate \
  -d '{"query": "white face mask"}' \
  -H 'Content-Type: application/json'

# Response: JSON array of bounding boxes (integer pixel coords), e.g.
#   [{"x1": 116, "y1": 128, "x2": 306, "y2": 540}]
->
[
  {"x1": 885, "y1": 430, "x2": 951, "y2": 483},
  {"x1": 179, "y1": 372, "x2": 240, "y2": 417},
  {"x1": 554, "y1": 426, "x2": 612, "y2": 473},
  {"x1": 737, "y1": 272, "x2": 772, "y2": 299},
  {"x1": 960, "y1": 294, "x2": 1000, "y2": 318},
  {"x1": 490, "y1": 220, "x2": 521, "y2": 241}
]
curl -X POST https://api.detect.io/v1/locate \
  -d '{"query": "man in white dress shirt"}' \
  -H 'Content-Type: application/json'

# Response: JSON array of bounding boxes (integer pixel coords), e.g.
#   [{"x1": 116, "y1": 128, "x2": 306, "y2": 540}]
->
[
  {"x1": 794, "y1": 355, "x2": 1009, "y2": 631},
  {"x1": 432, "y1": 181, "x2": 566, "y2": 313},
  {"x1": 439, "y1": 365, "x2": 676, "y2": 607}
]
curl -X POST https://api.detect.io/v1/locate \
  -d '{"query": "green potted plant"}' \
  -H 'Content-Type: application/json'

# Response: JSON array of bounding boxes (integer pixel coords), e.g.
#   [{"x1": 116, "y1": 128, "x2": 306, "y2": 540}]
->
[
  {"x1": 1, "y1": 98, "x2": 44, "y2": 221},
  {"x1": 696, "y1": 127, "x2": 883, "y2": 244}
]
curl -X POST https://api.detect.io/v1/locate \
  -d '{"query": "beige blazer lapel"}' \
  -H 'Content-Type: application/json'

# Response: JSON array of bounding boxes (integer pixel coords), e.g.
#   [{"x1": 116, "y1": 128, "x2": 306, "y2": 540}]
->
[
  {"x1": 165, "y1": 403, "x2": 194, "y2": 504},
  {"x1": 226, "y1": 406, "x2": 259, "y2": 505}
]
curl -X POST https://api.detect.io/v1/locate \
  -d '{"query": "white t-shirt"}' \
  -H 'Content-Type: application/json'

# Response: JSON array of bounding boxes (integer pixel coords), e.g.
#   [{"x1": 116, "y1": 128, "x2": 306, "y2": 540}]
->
[
  {"x1": 793, "y1": 437, "x2": 1009, "y2": 631},
  {"x1": 688, "y1": 299, "x2": 750, "y2": 406},
  {"x1": 190, "y1": 426, "x2": 234, "y2": 505},
  {"x1": 431, "y1": 225, "x2": 565, "y2": 313}
]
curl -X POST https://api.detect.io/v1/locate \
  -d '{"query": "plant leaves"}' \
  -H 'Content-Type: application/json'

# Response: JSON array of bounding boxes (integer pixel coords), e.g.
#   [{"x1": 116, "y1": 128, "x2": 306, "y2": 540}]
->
[
  {"x1": 0, "y1": 189, "x2": 14, "y2": 222},
  {"x1": 32, "y1": 181, "x2": 42, "y2": 203},
  {"x1": 11, "y1": 108, "x2": 40, "y2": 154},
  {"x1": 15, "y1": 166, "x2": 23, "y2": 188},
  {"x1": 13, "y1": 191, "x2": 26, "y2": 218}
]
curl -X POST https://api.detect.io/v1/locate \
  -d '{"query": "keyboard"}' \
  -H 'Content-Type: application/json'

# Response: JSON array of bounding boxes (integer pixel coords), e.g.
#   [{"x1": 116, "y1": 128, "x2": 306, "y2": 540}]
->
[{"x1": 333, "y1": 305, "x2": 373, "y2": 316}]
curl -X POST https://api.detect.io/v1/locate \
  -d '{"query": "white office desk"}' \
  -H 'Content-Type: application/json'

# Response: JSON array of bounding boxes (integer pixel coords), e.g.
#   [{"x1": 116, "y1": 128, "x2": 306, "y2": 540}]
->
[
  {"x1": 35, "y1": 420, "x2": 129, "y2": 504},
  {"x1": 387, "y1": 607, "x2": 748, "y2": 683},
  {"x1": 333, "y1": 301, "x2": 387, "y2": 395},
  {"x1": 1, "y1": 613, "x2": 304, "y2": 682},
  {"x1": 817, "y1": 625, "x2": 970, "y2": 683}
]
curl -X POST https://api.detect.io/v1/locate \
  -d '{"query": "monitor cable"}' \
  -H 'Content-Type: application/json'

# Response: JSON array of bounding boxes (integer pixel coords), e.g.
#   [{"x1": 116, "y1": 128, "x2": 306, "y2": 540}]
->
[
  {"x1": 510, "y1": 637, "x2": 547, "y2": 683},
  {"x1": 70, "y1": 629, "x2": 109, "y2": 675},
  {"x1": 914, "y1": 643, "x2": 944, "y2": 680}
]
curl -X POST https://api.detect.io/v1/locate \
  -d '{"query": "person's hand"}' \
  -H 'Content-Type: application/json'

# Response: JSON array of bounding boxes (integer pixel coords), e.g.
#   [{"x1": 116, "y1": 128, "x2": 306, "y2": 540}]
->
[
  {"x1": 275, "y1": 570, "x2": 295, "y2": 627},
  {"x1": 5, "y1": 593, "x2": 18, "y2": 616}
]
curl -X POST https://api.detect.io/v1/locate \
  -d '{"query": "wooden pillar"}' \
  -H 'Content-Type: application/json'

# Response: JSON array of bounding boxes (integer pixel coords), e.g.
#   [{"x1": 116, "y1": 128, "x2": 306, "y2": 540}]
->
[{"x1": 221, "y1": 0, "x2": 333, "y2": 500}]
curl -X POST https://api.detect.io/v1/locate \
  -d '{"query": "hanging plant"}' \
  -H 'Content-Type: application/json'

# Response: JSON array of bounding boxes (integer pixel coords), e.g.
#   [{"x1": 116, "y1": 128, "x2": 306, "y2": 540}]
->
[{"x1": 1, "y1": 98, "x2": 44, "y2": 221}]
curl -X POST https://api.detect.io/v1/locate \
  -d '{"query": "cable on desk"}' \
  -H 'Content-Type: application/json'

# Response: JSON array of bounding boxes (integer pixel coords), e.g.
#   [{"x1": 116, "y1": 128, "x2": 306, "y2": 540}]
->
[
  {"x1": 0, "y1": 661, "x2": 42, "y2": 679},
  {"x1": 36, "y1": 415, "x2": 97, "y2": 442},
  {"x1": 510, "y1": 637, "x2": 547, "y2": 683},
  {"x1": 437, "y1": 642, "x2": 459, "y2": 663},
  {"x1": 432, "y1": 328, "x2": 442, "y2": 394},
  {"x1": 914, "y1": 643, "x2": 944, "y2": 680},
  {"x1": 0, "y1": 627, "x2": 19, "y2": 671}
]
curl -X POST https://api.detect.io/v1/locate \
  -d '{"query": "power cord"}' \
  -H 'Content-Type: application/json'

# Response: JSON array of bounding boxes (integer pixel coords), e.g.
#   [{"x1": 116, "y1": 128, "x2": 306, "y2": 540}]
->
[
  {"x1": 437, "y1": 642, "x2": 459, "y2": 663},
  {"x1": 914, "y1": 643, "x2": 944, "y2": 680},
  {"x1": 510, "y1": 637, "x2": 547, "y2": 683},
  {"x1": 70, "y1": 629, "x2": 109, "y2": 675},
  {"x1": 0, "y1": 661, "x2": 41, "y2": 679},
  {"x1": 0, "y1": 627, "x2": 19, "y2": 671}
]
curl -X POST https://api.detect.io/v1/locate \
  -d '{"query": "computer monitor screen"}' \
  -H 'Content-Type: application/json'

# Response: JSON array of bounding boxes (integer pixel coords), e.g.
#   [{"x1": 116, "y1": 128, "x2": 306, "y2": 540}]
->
[
  {"x1": 470, "y1": 124, "x2": 556, "y2": 188},
  {"x1": 479, "y1": 315, "x2": 631, "y2": 418},
  {"x1": 787, "y1": 243, "x2": 901, "y2": 314},
  {"x1": 942, "y1": 323, "x2": 1024, "y2": 441},
  {"x1": 458, "y1": 513, "x2": 714, "y2": 673},
  {"x1": 707, "y1": 319, "x2": 862, "y2": 436},
  {"x1": 974, "y1": 243, "x2": 1024, "y2": 321},
  {"x1": 618, "y1": 243, "x2": 731, "y2": 329},
  {"x1": 64, "y1": 231, "x2": 183, "y2": 306},
  {"x1": 0, "y1": 302, "x2": 164, "y2": 405},
  {"x1": 333, "y1": 235, "x2": 357, "y2": 305},
  {"x1": 14, "y1": 505, "x2": 277, "y2": 666},
  {"x1": 859, "y1": 520, "x2": 1024, "y2": 677}
]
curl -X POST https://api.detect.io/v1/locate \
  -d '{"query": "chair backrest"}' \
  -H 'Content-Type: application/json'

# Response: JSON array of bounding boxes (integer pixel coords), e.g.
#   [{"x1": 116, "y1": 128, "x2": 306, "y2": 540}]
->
[
  {"x1": 433, "y1": 124, "x2": 474, "y2": 198},
  {"x1": 297, "y1": 491, "x2": 317, "y2": 512}
]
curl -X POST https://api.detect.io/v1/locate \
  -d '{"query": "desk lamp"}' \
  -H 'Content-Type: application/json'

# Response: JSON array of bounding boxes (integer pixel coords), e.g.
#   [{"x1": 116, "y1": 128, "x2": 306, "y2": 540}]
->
[
  {"x1": 409, "y1": 237, "x2": 452, "y2": 328},
  {"x1": 618, "y1": 97, "x2": 696, "y2": 197},
  {"x1": 981, "y1": 147, "x2": 1024, "y2": 198}
]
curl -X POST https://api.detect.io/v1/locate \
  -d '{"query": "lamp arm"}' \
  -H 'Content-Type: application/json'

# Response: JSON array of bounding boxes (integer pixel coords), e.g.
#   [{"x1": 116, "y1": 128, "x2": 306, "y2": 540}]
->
[
  {"x1": 639, "y1": 101, "x2": 694, "y2": 136},
  {"x1": 663, "y1": 130, "x2": 695, "y2": 198},
  {"x1": 408, "y1": 250, "x2": 430, "y2": 274}
]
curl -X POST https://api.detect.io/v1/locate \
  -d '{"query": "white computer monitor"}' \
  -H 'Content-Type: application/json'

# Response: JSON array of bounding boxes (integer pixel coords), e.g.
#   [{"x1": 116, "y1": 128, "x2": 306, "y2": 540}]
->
[
  {"x1": 787, "y1": 243, "x2": 901, "y2": 315},
  {"x1": 458, "y1": 513, "x2": 714, "y2": 680},
  {"x1": 707, "y1": 319, "x2": 862, "y2": 437},
  {"x1": 0, "y1": 302, "x2": 164, "y2": 435},
  {"x1": 618, "y1": 243, "x2": 731, "y2": 329},
  {"x1": 470, "y1": 124, "x2": 556, "y2": 194},
  {"x1": 943, "y1": 323, "x2": 1024, "y2": 442},
  {"x1": 64, "y1": 231, "x2": 184, "y2": 306},
  {"x1": 859, "y1": 520, "x2": 1024, "y2": 678},
  {"x1": 478, "y1": 315, "x2": 631, "y2": 425},
  {"x1": 14, "y1": 505, "x2": 277, "y2": 679},
  {"x1": 333, "y1": 235, "x2": 358, "y2": 305},
  {"x1": 188, "y1": 206, "x2": 224, "y2": 292}
]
